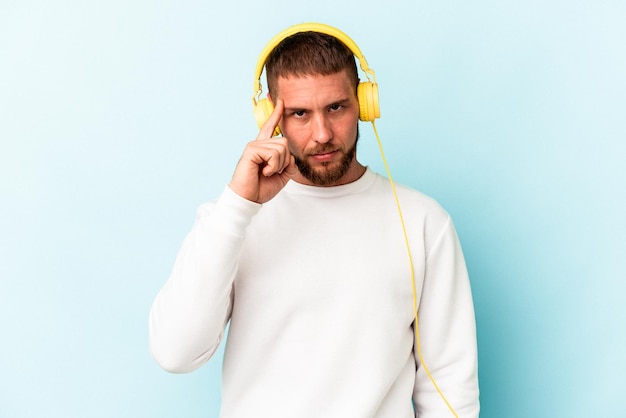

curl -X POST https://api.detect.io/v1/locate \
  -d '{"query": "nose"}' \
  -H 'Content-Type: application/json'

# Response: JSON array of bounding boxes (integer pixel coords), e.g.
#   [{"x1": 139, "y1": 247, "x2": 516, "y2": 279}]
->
[{"x1": 311, "y1": 113, "x2": 332, "y2": 144}]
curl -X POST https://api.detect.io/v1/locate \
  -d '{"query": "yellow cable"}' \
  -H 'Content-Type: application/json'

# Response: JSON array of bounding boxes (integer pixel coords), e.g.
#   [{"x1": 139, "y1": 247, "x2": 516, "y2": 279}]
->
[{"x1": 370, "y1": 121, "x2": 458, "y2": 418}]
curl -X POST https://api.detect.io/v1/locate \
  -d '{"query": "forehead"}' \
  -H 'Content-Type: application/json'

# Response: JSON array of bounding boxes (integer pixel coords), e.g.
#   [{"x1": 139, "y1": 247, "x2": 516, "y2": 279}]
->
[{"x1": 274, "y1": 70, "x2": 356, "y2": 103}]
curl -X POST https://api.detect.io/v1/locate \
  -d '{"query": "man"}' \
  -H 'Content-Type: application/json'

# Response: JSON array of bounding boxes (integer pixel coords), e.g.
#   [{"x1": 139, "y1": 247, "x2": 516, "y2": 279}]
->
[{"x1": 150, "y1": 24, "x2": 479, "y2": 417}]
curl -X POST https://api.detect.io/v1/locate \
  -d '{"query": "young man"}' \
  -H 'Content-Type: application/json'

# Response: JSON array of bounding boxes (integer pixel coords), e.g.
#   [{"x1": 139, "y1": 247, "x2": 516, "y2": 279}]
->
[{"x1": 150, "y1": 26, "x2": 479, "y2": 417}]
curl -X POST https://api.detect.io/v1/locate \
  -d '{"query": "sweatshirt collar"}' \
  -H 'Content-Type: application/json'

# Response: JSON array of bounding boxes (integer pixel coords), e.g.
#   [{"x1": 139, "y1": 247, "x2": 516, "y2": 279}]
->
[{"x1": 282, "y1": 167, "x2": 376, "y2": 198}]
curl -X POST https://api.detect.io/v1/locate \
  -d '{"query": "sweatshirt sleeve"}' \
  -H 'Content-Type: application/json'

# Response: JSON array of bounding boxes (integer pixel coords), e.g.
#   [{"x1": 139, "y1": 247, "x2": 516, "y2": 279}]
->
[
  {"x1": 149, "y1": 186, "x2": 261, "y2": 373},
  {"x1": 412, "y1": 216, "x2": 480, "y2": 417}
]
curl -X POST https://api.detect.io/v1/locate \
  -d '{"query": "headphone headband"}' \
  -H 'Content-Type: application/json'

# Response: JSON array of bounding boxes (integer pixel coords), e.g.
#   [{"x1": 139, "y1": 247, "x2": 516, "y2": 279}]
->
[
  {"x1": 253, "y1": 23, "x2": 376, "y2": 104},
  {"x1": 251, "y1": 22, "x2": 380, "y2": 130}
]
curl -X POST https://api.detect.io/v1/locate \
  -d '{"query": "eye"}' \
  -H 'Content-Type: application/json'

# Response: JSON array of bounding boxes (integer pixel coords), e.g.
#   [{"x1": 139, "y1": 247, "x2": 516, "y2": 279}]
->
[
  {"x1": 288, "y1": 109, "x2": 307, "y2": 119},
  {"x1": 329, "y1": 104, "x2": 343, "y2": 112}
]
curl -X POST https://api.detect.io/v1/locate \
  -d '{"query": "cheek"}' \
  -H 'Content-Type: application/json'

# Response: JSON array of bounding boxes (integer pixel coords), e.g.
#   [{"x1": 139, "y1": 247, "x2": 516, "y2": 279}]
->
[
  {"x1": 285, "y1": 136, "x2": 307, "y2": 156},
  {"x1": 335, "y1": 117, "x2": 359, "y2": 142},
  {"x1": 281, "y1": 121, "x2": 311, "y2": 148},
  {"x1": 281, "y1": 118, "x2": 304, "y2": 136}
]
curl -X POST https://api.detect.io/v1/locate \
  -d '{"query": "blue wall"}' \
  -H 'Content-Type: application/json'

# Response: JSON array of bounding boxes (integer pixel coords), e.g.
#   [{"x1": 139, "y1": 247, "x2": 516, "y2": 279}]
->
[{"x1": 1, "y1": 1, "x2": 624, "y2": 417}]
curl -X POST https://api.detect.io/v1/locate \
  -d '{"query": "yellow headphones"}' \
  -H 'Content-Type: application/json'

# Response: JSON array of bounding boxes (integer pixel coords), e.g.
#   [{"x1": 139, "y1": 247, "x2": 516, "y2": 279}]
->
[{"x1": 252, "y1": 22, "x2": 380, "y2": 133}]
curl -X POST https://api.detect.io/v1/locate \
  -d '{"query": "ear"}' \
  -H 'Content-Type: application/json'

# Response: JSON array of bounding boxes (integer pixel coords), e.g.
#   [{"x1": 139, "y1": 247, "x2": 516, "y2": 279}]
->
[{"x1": 267, "y1": 92, "x2": 274, "y2": 105}]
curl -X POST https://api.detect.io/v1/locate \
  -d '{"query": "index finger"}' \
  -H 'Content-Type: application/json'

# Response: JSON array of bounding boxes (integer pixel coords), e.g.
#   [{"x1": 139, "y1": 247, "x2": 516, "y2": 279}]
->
[{"x1": 258, "y1": 98, "x2": 284, "y2": 139}]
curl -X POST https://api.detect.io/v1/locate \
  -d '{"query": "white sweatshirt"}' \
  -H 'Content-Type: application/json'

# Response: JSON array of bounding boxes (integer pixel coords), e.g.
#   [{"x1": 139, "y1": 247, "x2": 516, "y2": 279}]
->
[{"x1": 149, "y1": 168, "x2": 479, "y2": 417}]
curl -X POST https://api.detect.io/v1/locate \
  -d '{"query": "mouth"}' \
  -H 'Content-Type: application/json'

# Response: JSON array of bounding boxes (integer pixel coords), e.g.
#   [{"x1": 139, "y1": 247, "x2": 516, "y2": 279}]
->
[
  {"x1": 310, "y1": 150, "x2": 339, "y2": 163},
  {"x1": 308, "y1": 144, "x2": 340, "y2": 162}
]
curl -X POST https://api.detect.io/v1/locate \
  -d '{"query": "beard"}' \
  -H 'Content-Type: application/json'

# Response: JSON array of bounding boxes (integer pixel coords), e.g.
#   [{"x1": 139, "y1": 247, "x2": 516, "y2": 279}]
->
[{"x1": 293, "y1": 130, "x2": 359, "y2": 186}]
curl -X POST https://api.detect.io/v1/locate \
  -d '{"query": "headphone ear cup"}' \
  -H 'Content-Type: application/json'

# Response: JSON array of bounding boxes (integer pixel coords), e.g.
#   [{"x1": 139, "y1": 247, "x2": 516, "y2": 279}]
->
[
  {"x1": 357, "y1": 82, "x2": 380, "y2": 122},
  {"x1": 253, "y1": 98, "x2": 274, "y2": 129},
  {"x1": 253, "y1": 98, "x2": 282, "y2": 136}
]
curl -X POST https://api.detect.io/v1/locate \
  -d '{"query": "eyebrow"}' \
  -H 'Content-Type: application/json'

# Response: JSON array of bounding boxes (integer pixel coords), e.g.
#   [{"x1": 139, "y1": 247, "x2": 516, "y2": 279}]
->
[{"x1": 283, "y1": 97, "x2": 352, "y2": 113}]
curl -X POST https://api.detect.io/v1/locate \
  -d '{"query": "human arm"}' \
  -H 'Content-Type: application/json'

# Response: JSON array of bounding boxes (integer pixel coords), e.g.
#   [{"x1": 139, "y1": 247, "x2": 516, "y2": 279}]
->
[
  {"x1": 149, "y1": 188, "x2": 261, "y2": 373},
  {"x1": 149, "y1": 99, "x2": 296, "y2": 373},
  {"x1": 412, "y1": 216, "x2": 480, "y2": 417}
]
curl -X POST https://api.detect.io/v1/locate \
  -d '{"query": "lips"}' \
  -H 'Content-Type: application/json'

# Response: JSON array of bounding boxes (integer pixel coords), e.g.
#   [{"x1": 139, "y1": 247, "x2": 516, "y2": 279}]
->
[{"x1": 310, "y1": 150, "x2": 338, "y2": 163}]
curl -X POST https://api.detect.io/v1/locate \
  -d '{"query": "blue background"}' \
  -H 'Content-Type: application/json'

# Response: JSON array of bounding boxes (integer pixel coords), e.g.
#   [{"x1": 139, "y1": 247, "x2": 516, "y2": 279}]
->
[{"x1": 1, "y1": 1, "x2": 625, "y2": 417}]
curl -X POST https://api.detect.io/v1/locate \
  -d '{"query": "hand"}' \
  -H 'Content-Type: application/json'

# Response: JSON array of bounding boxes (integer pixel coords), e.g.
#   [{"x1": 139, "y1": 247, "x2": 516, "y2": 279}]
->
[{"x1": 229, "y1": 99, "x2": 297, "y2": 204}]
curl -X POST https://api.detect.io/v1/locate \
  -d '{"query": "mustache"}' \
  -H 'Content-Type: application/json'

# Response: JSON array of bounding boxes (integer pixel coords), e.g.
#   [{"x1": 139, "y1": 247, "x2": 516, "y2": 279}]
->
[{"x1": 306, "y1": 144, "x2": 339, "y2": 155}]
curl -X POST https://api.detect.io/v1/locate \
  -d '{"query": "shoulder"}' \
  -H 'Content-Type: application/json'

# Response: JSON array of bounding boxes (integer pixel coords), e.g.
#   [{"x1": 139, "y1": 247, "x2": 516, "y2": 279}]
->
[
  {"x1": 370, "y1": 171, "x2": 450, "y2": 222},
  {"x1": 368, "y1": 172, "x2": 457, "y2": 253}
]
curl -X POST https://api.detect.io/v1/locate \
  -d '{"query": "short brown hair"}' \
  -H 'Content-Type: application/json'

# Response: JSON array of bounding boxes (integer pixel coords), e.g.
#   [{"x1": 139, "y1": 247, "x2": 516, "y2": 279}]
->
[{"x1": 266, "y1": 31, "x2": 358, "y2": 96}]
